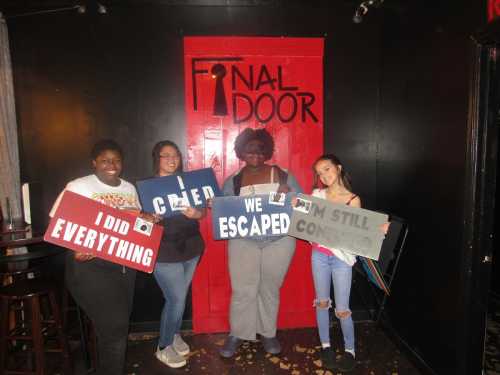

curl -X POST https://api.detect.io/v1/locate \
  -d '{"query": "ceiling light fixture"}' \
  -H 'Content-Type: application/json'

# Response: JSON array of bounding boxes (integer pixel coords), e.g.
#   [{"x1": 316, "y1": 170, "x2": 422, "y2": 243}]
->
[{"x1": 353, "y1": 0, "x2": 385, "y2": 24}]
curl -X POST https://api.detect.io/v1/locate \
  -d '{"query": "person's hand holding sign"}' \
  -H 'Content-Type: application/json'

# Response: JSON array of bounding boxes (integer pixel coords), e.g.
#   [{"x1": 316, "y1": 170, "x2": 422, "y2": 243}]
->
[
  {"x1": 277, "y1": 183, "x2": 291, "y2": 195},
  {"x1": 74, "y1": 252, "x2": 95, "y2": 262},
  {"x1": 380, "y1": 222, "x2": 390, "y2": 235},
  {"x1": 182, "y1": 206, "x2": 206, "y2": 220},
  {"x1": 139, "y1": 212, "x2": 163, "y2": 224}
]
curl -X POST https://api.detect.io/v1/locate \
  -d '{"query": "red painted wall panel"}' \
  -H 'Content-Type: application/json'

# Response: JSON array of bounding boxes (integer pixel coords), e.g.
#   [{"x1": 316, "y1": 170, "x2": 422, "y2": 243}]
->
[
  {"x1": 489, "y1": 0, "x2": 500, "y2": 21},
  {"x1": 184, "y1": 36, "x2": 324, "y2": 333}
]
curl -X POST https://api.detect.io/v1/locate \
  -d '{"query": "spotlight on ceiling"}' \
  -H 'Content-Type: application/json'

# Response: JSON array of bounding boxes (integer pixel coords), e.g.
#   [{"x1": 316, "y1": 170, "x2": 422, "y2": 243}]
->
[
  {"x1": 353, "y1": 0, "x2": 384, "y2": 24},
  {"x1": 97, "y1": 3, "x2": 107, "y2": 14}
]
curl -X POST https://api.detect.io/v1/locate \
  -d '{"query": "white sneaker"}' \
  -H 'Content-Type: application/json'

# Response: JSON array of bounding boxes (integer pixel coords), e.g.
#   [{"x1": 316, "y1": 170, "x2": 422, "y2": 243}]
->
[
  {"x1": 173, "y1": 333, "x2": 190, "y2": 356},
  {"x1": 155, "y1": 345, "x2": 187, "y2": 368}
]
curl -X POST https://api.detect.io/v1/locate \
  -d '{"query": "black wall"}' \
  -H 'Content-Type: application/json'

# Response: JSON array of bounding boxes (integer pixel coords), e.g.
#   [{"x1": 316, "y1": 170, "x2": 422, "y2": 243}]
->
[
  {"x1": 7, "y1": 0, "x2": 382, "y2": 324},
  {"x1": 8, "y1": 2, "x2": 382, "y2": 218},
  {"x1": 3, "y1": 0, "x2": 487, "y2": 374},
  {"x1": 376, "y1": 2, "x2": 485, "y2": 375}
]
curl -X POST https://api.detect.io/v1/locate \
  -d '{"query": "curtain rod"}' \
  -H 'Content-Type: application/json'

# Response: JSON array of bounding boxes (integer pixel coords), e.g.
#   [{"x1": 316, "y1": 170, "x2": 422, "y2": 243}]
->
[{"x1": 5, "y1": 5, "x2": 81, "y2": 19}]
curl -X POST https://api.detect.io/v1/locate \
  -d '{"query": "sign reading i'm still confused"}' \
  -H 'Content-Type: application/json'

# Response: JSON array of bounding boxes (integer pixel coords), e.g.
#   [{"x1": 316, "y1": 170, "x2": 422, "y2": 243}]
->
[
  {"x1": 289, "y1": 193, "x2": 388, "y2": 260},
  {"x1": 44, "y1": 191, "x2": 163, "y2": 273}
]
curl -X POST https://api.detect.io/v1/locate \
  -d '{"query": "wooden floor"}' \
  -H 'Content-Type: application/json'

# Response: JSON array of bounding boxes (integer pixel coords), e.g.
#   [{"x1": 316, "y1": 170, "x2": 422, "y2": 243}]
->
[{"x1": 123, "y1": 322, "x2": 421, "y2": 375}]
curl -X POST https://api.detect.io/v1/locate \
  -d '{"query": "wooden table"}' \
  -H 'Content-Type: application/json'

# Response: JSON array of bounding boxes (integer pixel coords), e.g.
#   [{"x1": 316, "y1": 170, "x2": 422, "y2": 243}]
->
[
  {"x1": 1, "y1": 226, "x2": 43, "y2": 246},
  {"x1": 0, "y1": 225, "x2": 49, "y2": 260},
  {"x1": 0, "y1": 225, "x2": 64, "y2": 282}
]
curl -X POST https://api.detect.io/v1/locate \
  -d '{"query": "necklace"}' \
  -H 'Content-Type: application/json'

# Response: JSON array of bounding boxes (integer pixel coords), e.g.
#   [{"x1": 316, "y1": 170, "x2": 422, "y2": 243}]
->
[
  {"x1": 326, "y1": 187, "x2": 348, "y2": 203},
  {"x1": 244, "y1": 164, "x2": 267, "y2": 175}
]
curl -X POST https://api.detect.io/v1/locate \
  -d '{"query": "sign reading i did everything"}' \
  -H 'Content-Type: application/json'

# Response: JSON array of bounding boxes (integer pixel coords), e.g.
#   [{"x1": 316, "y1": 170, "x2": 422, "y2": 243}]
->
[
  {"x1": 289, "y1": 193, "x2": 388, "y2": 260},
  {"x1": 212, "y1": 193, "x2": 293, "y2": 240},
  {"x1": 137, "y1": 168, "x2": 221, "y2": 217},
  {"x1": 44, "y1": 191, "x2": 164, "y2": 273}
]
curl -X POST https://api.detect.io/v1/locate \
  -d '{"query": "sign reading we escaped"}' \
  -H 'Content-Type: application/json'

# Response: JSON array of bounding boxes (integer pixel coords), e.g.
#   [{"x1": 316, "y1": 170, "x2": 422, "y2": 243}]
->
[
  {"x1": 44, "y1": 191, "x2": 163, "y2": 273},
  {"x1": 212, "y1": 193, "x2": 293, "y2": 240}
]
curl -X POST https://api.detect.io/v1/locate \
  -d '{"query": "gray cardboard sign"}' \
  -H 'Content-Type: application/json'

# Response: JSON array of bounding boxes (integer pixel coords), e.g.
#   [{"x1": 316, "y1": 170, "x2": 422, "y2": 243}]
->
[{"x1": 289, "y1": 193, "x2": 388, "y2": 260}]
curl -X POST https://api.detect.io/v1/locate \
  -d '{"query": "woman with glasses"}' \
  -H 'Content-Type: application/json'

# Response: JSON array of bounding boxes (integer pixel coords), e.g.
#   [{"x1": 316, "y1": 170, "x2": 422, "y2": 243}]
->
[
  {"x1": 150, "y1": 140, "x2": 205, "y2": 369},
  {"x1": 219, "y1": 128, "x2": 302, "y2": 358}
]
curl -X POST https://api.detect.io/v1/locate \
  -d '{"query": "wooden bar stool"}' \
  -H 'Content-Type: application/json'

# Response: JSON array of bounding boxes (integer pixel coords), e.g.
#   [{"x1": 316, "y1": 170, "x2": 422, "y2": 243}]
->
[
  {"x1": 0, "y1": 258, "x2": 47, "y2": 286},
  {"x1": 0, "y1": 279, "x2": 72, "y2": 375}
]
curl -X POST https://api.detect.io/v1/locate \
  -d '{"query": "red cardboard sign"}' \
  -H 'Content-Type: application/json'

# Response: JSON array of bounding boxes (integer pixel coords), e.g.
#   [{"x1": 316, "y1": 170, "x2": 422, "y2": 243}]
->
[{"x1": 44, "y1": 191, "x2": 163, "y2": 273}]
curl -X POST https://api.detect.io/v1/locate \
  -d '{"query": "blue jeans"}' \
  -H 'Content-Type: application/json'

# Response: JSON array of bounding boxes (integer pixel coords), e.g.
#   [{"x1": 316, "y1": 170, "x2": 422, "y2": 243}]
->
[
  {"x1": 153, "y1": 256, "x2": 200, "y2": 348},
  {"x1": 311, "y1": 251, "x2": 355, "y2": 351}
]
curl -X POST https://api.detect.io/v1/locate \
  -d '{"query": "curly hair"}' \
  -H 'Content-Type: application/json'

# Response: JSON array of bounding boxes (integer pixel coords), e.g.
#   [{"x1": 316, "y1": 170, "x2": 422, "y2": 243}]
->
[
  {"x1": 91, "y1": 139, "x2": 123, "y2": 160},
  {"x1": 234, "y1": 128, "x2": 274, "y2": 161}
]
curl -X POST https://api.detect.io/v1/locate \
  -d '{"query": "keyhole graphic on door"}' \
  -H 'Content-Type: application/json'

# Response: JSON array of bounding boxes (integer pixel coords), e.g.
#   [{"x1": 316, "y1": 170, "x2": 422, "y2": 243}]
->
[{"x1": 211, "y1": 64, "x2": 228, "y2": 116}]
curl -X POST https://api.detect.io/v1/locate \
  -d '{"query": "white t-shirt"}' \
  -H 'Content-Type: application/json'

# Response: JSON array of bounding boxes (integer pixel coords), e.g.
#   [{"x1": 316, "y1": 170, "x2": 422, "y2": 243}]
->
[
  {"x1": 49, "y1": 174, "x2": 141, "y2": 217},
  {"x1": 311, "y1": 188, "x2": 357, "y2": 266}
]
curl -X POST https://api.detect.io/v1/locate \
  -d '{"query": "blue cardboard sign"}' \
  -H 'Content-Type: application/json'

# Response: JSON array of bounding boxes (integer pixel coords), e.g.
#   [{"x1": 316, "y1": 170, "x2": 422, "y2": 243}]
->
[
  {"x1": 212, "y1": 193, "x2": 293, "y2": 240},
  {"x1": 137, "y1": 168, "x2": 221, "y2": 217}
]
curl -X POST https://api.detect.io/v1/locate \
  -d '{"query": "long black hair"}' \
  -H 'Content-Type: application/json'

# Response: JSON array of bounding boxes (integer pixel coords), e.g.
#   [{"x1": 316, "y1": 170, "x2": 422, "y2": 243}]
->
[
  {"x1": 313, "y1": 154, "x2": 352, "y2": 190},
  {"x1": 151, "y1": 140, "x2": 183, "y2": 175}
]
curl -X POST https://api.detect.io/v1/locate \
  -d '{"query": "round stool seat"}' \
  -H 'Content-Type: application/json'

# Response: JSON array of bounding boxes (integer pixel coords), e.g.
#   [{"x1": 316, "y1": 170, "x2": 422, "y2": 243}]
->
[
  {"x1": 0, "y1": 279, "x2": 58, "y2": 299},
  {"x1": 0, "y1": 257, "x2": 47, "y2": 278}
]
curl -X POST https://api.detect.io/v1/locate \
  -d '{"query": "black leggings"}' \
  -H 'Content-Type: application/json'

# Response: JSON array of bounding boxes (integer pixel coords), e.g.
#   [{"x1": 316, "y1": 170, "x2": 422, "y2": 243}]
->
[{"x1": 66, "y1": 254, "x2": 136, "y2": 375}]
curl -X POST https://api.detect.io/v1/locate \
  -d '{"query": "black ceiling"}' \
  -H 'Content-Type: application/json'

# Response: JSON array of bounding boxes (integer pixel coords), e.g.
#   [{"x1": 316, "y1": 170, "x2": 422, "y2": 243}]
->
[{"x1": 0, "y1": 0, "x2": 413, "y2": 18}]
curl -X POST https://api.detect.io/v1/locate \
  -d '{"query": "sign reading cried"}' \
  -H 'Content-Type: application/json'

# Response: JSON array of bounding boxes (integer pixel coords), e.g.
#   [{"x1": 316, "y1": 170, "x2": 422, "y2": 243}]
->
[
  {"x1": 137, "y1": 168, "x2": 221, "y2": 217},
  {"x1": 212, "y1": 193, "x2": 293, "y2": 240},
  {"x1": 288, "y1": 193, "x2": 388, "y2": 260},
  {"x1": 44, "y1": 191, "x2": 163, "y2": 273}
]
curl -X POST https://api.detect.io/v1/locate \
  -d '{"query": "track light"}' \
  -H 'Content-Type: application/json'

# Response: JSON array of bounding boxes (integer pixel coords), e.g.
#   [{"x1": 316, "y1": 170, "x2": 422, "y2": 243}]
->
[
  {"x1": 353, "y1": 0, "x2": 384, "y2": 24},
  {"x1": 76, "y1": 2, "x2": 107, "y2": 15},
  {"x1": 5, "y1": 3, "x2": 107, "y2": 18},
  {"x1": 97, "y1": 3, "x2": 107, "y2": 14}
]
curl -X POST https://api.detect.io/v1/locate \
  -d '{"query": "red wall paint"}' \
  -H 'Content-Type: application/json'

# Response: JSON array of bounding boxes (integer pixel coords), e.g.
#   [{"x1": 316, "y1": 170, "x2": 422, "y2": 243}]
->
[
  {"x1": 184, "y1": 36, "x2": 324, "y2": 333},
  {"x1": 489, "y1": 0, "x2": 500, "y2": 21}
]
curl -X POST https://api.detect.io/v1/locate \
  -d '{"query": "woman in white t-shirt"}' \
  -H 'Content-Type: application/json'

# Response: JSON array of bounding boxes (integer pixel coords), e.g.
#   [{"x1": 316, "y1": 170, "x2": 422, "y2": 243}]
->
[{"x1": 50, "y1": 140, "x2": 143, "y2": 375}]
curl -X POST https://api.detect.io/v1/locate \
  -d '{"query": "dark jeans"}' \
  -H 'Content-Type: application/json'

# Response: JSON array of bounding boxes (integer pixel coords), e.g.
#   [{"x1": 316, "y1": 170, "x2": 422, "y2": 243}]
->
[{"x1": 66, "y1": 254, "x2": 136, "y2": 375}]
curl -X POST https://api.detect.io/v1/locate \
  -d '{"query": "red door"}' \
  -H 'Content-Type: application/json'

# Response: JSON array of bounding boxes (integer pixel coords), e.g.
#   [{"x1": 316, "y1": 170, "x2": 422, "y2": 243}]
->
[{"x1": 184, "y1": 37, "x2": 324, "y2": 333}]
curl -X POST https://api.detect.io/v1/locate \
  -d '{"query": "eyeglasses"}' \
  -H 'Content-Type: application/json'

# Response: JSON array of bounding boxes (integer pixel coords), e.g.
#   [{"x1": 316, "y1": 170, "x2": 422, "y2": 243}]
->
[
  {"x1": 159, "y1": 154, "x2": 180, "y2": 160},
  {"x1": 243, "y1": 143, "x2": 266, "y2": 156},
  {"x1": 244, "y1": 150, "x2": 265, "y2": 156}
]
